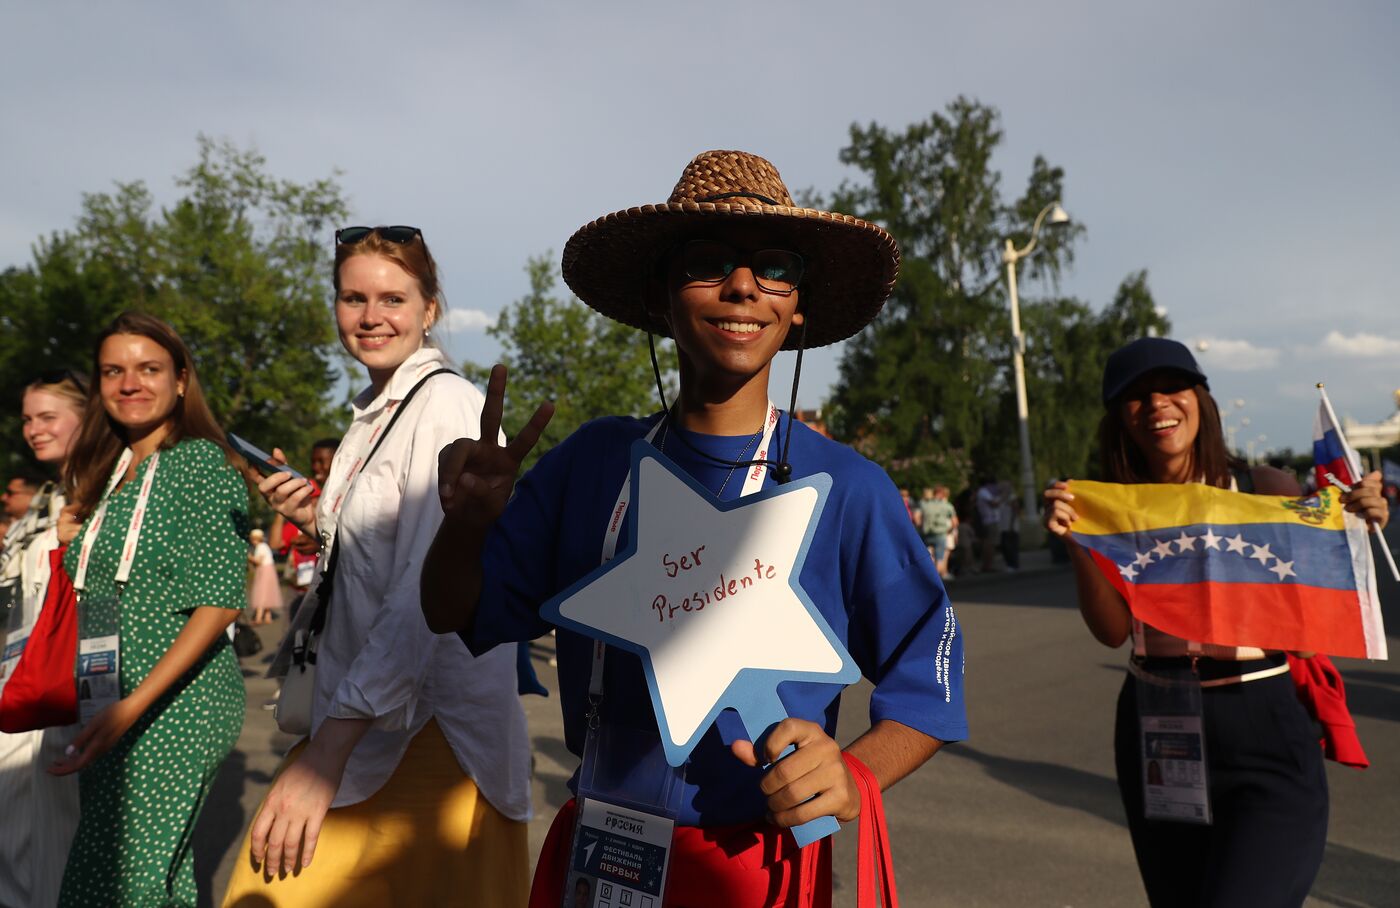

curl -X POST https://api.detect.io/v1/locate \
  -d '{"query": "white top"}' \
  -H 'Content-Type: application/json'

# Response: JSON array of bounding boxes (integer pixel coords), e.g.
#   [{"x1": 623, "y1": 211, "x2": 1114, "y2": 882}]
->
[
  {"x1": 975, "y1": 483, "x2": 1001, "y2": 527},
  {"x1": 251, "y1": 541, "x2": 274, "y2": 566},
  {"x1": 306, "y1": 345, "x2": 530, "y2": 819}
]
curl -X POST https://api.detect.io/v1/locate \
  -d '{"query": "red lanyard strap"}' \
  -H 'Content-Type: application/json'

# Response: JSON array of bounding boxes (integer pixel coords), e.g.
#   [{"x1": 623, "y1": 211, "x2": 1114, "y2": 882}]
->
[{"x1": 843, "y1": 752, "x2": 899, "y2": 908}]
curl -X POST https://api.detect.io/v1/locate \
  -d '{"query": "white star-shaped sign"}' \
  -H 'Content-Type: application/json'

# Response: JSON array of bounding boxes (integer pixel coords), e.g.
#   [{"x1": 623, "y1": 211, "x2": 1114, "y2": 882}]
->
[{"x1": 542, "y1": 442, "x2": 859, "y2": 769}]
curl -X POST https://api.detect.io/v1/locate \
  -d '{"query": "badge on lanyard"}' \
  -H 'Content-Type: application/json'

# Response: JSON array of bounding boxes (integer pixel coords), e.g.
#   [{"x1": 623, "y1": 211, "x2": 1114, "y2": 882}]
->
[
  {"x1": 1135, "y1": 662, "x2": 1212, "y2": 825},
  {"x1": 566, "y1": 709, "x2": 685, "y2": 908},
  {"x1": 0, "y1": 592, "x2": 28, "y2": 695},
  {"x1": 72, "y1": 449, "x2": 160, "y2": 723}
]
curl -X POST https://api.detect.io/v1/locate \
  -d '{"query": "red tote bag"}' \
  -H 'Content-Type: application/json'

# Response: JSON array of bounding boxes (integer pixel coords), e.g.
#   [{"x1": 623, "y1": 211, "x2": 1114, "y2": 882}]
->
[{"x1": 0, "y1": 546, "x2": 79, "y2": 732}]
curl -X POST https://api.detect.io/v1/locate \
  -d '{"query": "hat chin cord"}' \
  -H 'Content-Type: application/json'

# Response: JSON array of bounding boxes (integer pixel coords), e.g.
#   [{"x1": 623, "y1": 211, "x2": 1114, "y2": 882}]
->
[{"x1": 645, "y1": 318, "x2": 806, "y2": 485}]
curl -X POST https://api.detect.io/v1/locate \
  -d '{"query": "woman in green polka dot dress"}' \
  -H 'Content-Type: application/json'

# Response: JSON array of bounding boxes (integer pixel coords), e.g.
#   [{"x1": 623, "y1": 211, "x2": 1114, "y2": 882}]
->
[{"x1": 51, "y1": 312, "x2": 248, "y2": 907}]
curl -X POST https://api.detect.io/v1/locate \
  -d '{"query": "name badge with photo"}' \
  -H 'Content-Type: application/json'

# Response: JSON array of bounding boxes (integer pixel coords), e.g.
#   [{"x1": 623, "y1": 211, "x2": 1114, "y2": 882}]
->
[
  {"x1": 77, "y1": 634, "x2": 121, "y2": 723},
  {"x1": 566, "y1": 797, "x2": 673, "y2": 908},
  {"x1": 1136, "y1": 664, "x2": 1211, "y2": 825}
]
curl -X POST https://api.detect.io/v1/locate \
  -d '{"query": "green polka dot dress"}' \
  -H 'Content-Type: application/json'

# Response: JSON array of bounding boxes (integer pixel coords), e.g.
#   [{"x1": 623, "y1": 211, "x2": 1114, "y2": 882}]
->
[{"x1": 59, "y1": 438, "x2": 248, "y2": 908}]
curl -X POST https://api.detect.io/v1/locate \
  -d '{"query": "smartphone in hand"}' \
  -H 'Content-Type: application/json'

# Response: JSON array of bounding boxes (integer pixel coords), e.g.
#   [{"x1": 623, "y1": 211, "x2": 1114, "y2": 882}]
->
[{"x1": 227, "y1": 433, "x2": 307, "y2": 481}]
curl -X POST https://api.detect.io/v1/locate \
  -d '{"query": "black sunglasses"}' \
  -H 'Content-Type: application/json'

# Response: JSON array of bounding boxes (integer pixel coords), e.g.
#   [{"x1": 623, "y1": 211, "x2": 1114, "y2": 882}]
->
[
  {"x1": 36, "y1": 368, "x2": 88, "y2": 396},
  {"x1": 680, "y1": 240, "x2": 804, "y2": 295},
  {"x1": 335, "y1": 225, "x2": 423, "y2": 245}
]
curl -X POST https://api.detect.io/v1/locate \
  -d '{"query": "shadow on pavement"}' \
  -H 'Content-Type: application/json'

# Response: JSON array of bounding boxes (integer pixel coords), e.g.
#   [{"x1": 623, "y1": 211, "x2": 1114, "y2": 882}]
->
[
  {"x1": 193, "y1": 749, "x2": 248, "y2": 908},
  {"x1": 531, "y1": 735, "x2": 576, "y2": 808},
  {"x1": 1335, "y1": 676, "x2": 1400, "y2": 725},
  {"x1": 1311, "y1": 840, "x2": 1400, "y2": 908},
  {"x1": 942, "y1": 744, "x2": 1127, "y2": 828}
]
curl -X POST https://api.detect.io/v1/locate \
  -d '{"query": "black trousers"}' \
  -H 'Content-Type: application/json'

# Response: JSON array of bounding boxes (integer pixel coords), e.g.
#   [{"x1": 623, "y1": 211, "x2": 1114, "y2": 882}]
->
[{"x1": 1113, "y1": 661, "x2": 1329, "y2": 908}]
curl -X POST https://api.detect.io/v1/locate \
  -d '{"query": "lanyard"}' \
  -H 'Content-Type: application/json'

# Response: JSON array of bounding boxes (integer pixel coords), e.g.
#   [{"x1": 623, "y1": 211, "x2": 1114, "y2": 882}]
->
[
  {"x1": 74, "y1": 448, "x2": 161, "y2": 594},
  {"x1": 590, "y1": 402, "x2": 780, "y2": 699}
]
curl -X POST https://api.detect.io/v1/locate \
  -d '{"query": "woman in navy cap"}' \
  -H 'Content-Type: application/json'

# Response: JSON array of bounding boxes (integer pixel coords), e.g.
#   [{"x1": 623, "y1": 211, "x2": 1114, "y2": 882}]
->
[{"x1": 1044, "y1": 337, "x2": 1388, "y2": 907}]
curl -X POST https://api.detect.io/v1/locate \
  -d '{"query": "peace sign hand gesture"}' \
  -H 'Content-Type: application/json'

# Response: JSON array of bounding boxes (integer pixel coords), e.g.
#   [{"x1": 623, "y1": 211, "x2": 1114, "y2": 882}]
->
[
  {"x1": 437, "y1": 364, "x2": 554, "y2": 532},
  {"x1": 422, "y1": 365, "x2": 552, "y2": 635}
]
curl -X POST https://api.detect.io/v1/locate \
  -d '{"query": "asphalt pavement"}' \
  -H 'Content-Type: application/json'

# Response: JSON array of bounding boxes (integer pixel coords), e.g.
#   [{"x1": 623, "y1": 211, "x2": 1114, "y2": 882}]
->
[{"x1": 195, "y1": 547, "x2": 1400, "y2": 907}]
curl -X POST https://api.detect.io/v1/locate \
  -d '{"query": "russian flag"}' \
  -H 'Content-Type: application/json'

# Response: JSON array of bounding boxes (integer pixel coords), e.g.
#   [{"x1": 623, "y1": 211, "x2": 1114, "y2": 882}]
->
[
  {"x1": 1314, "y1": 394, "x2": 1363, "y2": 491},
  {"x1": 1069, "y1": 480, "x2": 1386, "y2": 660}
]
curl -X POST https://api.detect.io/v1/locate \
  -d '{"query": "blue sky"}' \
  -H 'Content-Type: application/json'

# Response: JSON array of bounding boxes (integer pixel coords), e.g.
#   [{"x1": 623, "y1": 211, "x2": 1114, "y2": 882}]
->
[{"x1": 3, "y1": 1, "x2": 1397, "y2": 456}]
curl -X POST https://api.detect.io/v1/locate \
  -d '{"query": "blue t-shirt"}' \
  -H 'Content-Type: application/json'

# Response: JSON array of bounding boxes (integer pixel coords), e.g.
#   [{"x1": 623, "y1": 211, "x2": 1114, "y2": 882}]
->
[{"x1": 466, "y1": 413, "x2": 967, "y2": 826}]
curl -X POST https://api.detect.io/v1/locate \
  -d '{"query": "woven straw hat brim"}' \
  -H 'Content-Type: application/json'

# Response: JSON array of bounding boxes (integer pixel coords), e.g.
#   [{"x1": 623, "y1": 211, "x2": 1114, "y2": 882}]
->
[{"x1": 562, "y1": 202, "x2": 900, "y2": 350}]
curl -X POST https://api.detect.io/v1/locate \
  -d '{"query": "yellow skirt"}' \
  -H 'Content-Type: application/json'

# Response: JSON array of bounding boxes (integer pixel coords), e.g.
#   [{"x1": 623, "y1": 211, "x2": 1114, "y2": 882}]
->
[{"x1": 221, "y1": 719, "x2": 528, "y2": 908}]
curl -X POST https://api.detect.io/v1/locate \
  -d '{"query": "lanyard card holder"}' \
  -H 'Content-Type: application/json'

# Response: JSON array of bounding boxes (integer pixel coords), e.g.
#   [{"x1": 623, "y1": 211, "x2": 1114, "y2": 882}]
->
[
  {"x1": 75, "y1": 590, "x2": 121, "y2": 724},
  {"x1": 0, "y1": 581, "x2": 26, "y2": 694},
  {"x1": 1135, "y1": 662, "x2": 1211, "y2": 825},
  {"x1": 565, "y1": 718, "x2": 686, "y2": 908}
]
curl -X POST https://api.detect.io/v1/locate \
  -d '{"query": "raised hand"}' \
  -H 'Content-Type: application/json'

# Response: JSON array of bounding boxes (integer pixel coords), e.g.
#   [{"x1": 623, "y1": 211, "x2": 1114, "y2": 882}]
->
[
  {"x1": 421, "y1": 365, "x2": 553, "y2": 635},
  {"x1": 436, "y1": 364, "x2": 554, "y2": 534},
  {"x1": 1341, "y1": 470, "x2": 1390, "y2": 530}
]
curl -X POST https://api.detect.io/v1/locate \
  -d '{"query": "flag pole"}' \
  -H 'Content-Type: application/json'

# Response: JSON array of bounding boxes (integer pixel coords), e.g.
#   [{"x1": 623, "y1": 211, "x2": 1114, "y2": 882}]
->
[{"x1": 1318, "y1": 383, "x2": 1400, "y2": 581}]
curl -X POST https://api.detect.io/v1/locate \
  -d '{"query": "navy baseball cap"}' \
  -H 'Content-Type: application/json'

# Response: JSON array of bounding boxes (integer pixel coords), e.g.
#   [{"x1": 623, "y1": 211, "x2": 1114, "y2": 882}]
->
[{"x1": 1102, "y1": 337, "x2": 1209, "y2": 405}]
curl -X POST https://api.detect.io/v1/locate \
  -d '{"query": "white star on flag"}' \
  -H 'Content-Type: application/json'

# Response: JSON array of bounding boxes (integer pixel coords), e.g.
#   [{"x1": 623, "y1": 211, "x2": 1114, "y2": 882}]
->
[
  {"x1": 1199, "y1": 528, "x2": 1222, "y2": 550},
  {"x1": 1269, "y1": 559, "x2": 1297, "y2": 580},
  {"x1": 1119, "y1": 563, "x2": 1140, "y2": 581},
  {"x1": 1133, "y1": 550, "x2": 1154, "y2": 569},
  {"x1": 1152, "y1": 539, "x2": 1176, "y2": 560},
  {"x1": 1250, "y1": 542, "x2": 1275, "y2": 565},
  {"x1": 1226, "y1": 534, "x2": 1249, "y2": 554},
  {"x1": 1175, "y1": 531, "x2": 1198, "y2": 553}
]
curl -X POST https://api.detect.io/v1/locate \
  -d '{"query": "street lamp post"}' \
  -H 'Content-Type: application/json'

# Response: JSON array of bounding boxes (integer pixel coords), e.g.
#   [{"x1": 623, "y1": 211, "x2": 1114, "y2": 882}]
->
[{"x1": 1002, "y1": 201, "x2": 1070, "y2": 538}]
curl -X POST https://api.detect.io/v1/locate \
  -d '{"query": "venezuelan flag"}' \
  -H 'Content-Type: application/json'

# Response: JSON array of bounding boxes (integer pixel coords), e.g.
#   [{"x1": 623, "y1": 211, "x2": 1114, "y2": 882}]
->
[{"x1": 1069, "y1": 480, "x2": 1387, "y2": 660}]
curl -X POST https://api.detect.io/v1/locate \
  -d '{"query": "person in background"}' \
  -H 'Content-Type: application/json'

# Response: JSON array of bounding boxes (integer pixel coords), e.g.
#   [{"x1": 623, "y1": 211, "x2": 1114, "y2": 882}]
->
[
  {"x1": 997, "y1": 480, "x2": 1020, "y2": 572},
  {"x1": 247, "y1": 528, "x2": 280, "y2": 626},
  {"x1": 53, "y1": 312, "x2": 248, "y2": 907},
  {"x1": 0, "y1": 473, "x2": 42, "y2": 547},
  {"x1": 975, "y1": 475, "x2": 1002, "y2": 572},
  {"x1": 918, "y1": 486, "x2": 958, "y2": 580},
  {"x1": 221, "y1": 226, "x2": 530, "y2": 906},
  {"x1": 274, "y1": 438, "x2": 339, "y2": 625},
  {"x1": 0, "y1": 372, "x2": 87, "y2": 908},
  {"x1": 899, "y1": 486, "x2": 920, "y2": 531}
]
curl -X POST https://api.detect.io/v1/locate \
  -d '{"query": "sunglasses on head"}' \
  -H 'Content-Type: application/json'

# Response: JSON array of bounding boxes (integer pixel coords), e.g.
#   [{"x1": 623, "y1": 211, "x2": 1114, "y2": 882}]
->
[
  {"x1": 335, "y1": 225, "x2": 423, "y2": 246},
  {"x1": 680, "y1": 240, "x2": 804, "y2": 295},
  {"x1": 36, "y1": 368, "x2": 88, "y2": 396}
]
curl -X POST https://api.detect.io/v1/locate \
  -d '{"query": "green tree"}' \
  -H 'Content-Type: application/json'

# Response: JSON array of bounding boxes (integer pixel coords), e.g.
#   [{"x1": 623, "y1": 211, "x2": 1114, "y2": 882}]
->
[
  {"x1": 823, "y1": 98, "x2": 1163, "y2": 490},
  {"x1": 465, "y1": 254, "x2": 674, "y2": 471},
  {"x1": 0, "y1": 136, "x2": 349, "y2": 473}
]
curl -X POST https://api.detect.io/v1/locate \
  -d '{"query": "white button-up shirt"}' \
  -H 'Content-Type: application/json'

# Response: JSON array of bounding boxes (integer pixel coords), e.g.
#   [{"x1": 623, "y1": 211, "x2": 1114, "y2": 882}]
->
[{"x1": 308, "y1": 345, "x2": 529, "y2": 819}]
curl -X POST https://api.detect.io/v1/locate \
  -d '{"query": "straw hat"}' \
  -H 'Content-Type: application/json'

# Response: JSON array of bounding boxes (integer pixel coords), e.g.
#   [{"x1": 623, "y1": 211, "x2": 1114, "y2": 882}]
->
[{"x1": 561, "y1": 150, "x2": 900, "y2": 349}]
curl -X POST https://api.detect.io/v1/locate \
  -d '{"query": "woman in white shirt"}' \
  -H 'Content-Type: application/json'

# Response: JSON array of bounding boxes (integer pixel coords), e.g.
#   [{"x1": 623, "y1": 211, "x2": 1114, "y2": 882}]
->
[
  {"x1": 221, "y1": 226, "x2": 531, "y2": 907},
  {"x1": 0, "y1": 372, "x2": 86, "y2": 908}
]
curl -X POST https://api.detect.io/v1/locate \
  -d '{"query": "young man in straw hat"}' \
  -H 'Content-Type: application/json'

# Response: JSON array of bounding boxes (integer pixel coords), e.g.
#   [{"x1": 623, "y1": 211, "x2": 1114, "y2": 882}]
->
[{"x1": 423, "y1": 150, "x2": 967, "y2": 905}]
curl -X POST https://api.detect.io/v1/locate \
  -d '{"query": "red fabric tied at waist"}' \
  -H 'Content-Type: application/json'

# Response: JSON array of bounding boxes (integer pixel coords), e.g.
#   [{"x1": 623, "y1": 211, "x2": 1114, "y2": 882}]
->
[
  {"x1": 1287, "y1": 653, "x2": 1369, "y2": 769},
  {"x1": 529, "y1": 753, "x2": 899, "y2": 908}
]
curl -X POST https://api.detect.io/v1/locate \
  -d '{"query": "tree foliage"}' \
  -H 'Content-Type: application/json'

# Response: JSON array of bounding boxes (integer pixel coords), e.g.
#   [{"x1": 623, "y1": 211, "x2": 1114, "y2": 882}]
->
[
  {"x1": 465, "y1": 255, "x2": 674, "y2": 471},
  {"x1": 825, "y1": 98, "x2": 1167, "y2": 489},
  {"x1": 0, "y1": 136, "x2": 350, "y2": 473}
]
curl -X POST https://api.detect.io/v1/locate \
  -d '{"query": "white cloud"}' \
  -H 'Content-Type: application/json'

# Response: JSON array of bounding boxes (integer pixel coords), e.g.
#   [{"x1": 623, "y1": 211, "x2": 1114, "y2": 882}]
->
[
  {"x1": 441, "y1": 308, "x2": 494, "y2": 333},
  {"x1": 1190, "y1": 337, "x2": 1280, "y2": 371},
  {"x1": 1320, "y1": 331, "x2": 1400, "y2": 358}
]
